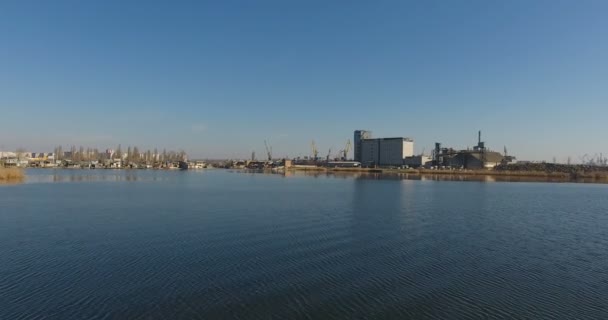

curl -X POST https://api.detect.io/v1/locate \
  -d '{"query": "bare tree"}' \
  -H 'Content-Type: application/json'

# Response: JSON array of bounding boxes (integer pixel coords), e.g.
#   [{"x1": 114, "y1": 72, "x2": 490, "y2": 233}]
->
[
  {"x1": 132, "y1": 146, "x2": 140, "y2": 163},
  {"x1": 126, "y1": 146, "x2": 132, "y2": 163},
  {"x1": 15, "y1": 148, "x2": 26, "y2": 161},
  {"x1": 53, "y1": 146, "x2": 62, "y2": 161},
  {"x1": 115, "y1": 145, "x2": 122, "y2": 160}
]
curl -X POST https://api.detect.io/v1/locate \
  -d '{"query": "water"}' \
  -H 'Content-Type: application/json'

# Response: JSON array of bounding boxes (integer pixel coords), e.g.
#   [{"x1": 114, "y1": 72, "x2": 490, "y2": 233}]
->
[{"x1": 2, "y1": 169, "x2": 608, "y2": 319}]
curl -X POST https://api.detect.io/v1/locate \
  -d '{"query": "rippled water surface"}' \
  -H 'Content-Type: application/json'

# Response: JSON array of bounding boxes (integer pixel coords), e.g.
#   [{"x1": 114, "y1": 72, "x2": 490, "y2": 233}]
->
[{"x1": 2, "y1": 169, "x2": 608, "y2": 319}]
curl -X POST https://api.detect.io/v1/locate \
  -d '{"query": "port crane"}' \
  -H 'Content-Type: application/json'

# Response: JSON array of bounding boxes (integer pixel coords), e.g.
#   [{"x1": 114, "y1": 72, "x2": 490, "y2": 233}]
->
[
  {"x1": 340, "y1": 139, "x2": 351, "y2": 160},
  {"x1": 311, "y1": 140, "x2": 319, "y2": 160},
  {"x1": 264, "y1": 140, "x2": 273, "y2": 161}
]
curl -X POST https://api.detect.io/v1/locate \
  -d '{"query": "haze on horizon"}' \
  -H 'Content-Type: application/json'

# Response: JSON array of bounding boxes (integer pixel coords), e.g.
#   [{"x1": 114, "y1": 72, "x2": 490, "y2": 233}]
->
[{"x1": 1, "y1": 1, "x2": 607, "y2": 162}]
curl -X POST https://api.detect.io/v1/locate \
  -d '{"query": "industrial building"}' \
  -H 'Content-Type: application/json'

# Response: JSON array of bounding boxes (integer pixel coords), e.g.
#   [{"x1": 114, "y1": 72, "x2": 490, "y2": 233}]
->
[
  {"x1": 404, "y1": 155, "x2": 432, "y2": 168},
  {"x1": 445, "y1": 152, "x2": 504, "y2": 169},
  {"x1": 433, "y1": 131, "x2": 506, "y2": 169},
  {"x1": 354, "y1": 130, "x2": 372, "y2": 162},
  {"x1": 354, "y1": 130, "x2": 414, "y2": 167}
]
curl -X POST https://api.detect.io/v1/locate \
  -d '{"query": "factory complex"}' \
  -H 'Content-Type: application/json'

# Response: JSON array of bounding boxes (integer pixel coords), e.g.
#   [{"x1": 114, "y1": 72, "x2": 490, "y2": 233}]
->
[
  {"x1": 2, "y1": 129, "x2": 517, "y2": 171},
  {"x1": 352, "y1": 129, "x2": 513, "y2": 170}
]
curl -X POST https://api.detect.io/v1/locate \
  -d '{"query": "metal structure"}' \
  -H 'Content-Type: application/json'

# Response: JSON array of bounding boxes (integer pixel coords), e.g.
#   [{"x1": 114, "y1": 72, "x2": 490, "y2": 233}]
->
[
  {"x1": 433, "y1": 142, "x2": 442, "y2": 165},
  {"x1": 432, "y1": 130, "x2": 506, "y2": 169},
  {"x1": 477, "y1": 130, "x2": 486, "y2": 164},
  {"x1": 311, "y1": 140, "x2": 318, "y2": 160},
  {"x1": 264, "y1": 140, "x2": 272, "y2": 161},
  {"x1": 342, "y1": 139, "x2": 351, "y2": 160},
  {"x1": 326, "y1": 148, "x2": 331, "y2": 162}
]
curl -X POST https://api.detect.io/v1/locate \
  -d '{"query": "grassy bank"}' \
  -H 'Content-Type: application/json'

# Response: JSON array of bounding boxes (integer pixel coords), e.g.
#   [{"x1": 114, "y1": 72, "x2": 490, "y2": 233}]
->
[{"x1": 0, "y1": 167, "x2": 25, "y2": 181}]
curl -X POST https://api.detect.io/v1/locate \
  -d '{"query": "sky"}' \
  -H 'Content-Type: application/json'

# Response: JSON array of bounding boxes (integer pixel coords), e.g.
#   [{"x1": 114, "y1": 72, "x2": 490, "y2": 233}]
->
[{"x1": 1, "y1": 0, "x2": 607, "y2": 161}]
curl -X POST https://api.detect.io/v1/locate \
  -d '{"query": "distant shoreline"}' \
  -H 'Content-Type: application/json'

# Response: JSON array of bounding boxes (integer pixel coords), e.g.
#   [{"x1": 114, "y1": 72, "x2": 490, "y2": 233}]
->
[
  {"x1": 286, "y1": 167, "x2": 608, "y2": 183},
  {"x1": 9, "y1": 166, "x2": 608, "y2": 184}
]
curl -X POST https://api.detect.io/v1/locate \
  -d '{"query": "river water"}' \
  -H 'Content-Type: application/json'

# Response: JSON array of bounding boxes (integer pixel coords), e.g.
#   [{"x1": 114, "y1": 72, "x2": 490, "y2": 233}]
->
[{"x1": 1, "y1": 169, "x2": 607, "y2": 319}]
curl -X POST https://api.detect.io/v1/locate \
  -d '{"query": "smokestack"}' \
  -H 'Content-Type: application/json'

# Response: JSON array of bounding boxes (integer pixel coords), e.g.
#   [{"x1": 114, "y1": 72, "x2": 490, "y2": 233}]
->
[{"x1": 478, "y1": 130, "x2": 481, "y2": 145}]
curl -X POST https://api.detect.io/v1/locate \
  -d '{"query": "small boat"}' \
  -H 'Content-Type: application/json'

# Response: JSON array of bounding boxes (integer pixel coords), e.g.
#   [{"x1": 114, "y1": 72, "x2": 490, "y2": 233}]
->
[{"x1": 178, "y1": 161, "x2": 189, "y2": 170}]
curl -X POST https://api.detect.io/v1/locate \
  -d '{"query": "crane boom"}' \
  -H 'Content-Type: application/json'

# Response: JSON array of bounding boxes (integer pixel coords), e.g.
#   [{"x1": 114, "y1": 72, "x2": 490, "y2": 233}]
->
[
  {"x1": 264, "y1": 140, "x2": 272, "y2": 161},
  {"x1": 311, "y1": 140, "x2": 318, "y2": 160},
  {"x1": 342, "y1": 139, "x2": 351, "y2": 160}
]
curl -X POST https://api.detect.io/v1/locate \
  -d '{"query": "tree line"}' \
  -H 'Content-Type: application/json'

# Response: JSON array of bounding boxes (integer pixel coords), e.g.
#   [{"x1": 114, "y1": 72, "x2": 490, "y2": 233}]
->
[{"x1": 53, "y1": 145, "x2": 187, "y2": 164}]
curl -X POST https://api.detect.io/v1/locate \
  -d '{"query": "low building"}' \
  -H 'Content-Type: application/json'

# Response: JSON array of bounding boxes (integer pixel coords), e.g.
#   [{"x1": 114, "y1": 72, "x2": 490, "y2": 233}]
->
[
  {"x1": 404, "y1": 155, "x2": 432, "y2": 168},
  {"x1": 283, "y1": 159, "x2": 293, "y2": 169},
  {"x1": 189, "y1": 161, "x2": 207, "y2": 169},
  {"x1": 326, "y1": 161, "x2": 361, "y2": 168},
  {"x1": 2, "y1": 158, "x2": 18, "y2": 167}
]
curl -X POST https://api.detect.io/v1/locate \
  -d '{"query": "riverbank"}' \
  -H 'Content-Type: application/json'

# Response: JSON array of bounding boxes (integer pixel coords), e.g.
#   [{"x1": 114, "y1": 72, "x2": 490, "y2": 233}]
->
[
  {"x1": 10, "y1": 166, "x2": 608, "y2": 184},
  {"x1": 288, "y1": 166, "x2": 608, "y2": 182}
]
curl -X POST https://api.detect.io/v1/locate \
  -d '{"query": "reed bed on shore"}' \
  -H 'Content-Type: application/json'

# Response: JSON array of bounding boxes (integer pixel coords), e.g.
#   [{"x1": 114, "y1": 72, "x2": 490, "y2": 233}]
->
[{"x1": 0, "y1": 167, "x2": 25, "y2": 181}]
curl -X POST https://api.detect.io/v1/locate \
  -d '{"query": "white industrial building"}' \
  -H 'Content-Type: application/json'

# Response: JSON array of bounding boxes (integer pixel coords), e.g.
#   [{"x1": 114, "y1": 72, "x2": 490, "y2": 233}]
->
[
  {"x1": 359, "y1": 137, "x2": 414, "y2": 167},
  {"x1": 404, "y1": 155, "x2": 432, "y2": 168}
]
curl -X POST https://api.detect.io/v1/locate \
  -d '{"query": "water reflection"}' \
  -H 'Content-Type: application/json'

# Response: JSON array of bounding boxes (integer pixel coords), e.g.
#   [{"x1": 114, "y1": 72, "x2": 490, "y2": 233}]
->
[
  {"x1": 0, "y1": 178, "x2": 25, "y2": 185},
  {"x1": 347, "y1": 173, "x2": 405, "y2": 304},
  {"x1": 20, "y1": 169, "x2": 180, "y2": 184},
  {"x1": 13, "y1": 169, "x2": 608, "y2": 186},
  {"x1": 48, "y1": 173, "x2": 140, "y2": 183}
]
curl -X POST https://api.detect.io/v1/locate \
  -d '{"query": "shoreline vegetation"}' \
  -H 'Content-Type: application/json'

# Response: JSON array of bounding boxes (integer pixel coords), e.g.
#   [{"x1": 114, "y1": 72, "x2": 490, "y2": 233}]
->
[{"x1": 0, "y1": 167, "x2": 24, "y2": 182}]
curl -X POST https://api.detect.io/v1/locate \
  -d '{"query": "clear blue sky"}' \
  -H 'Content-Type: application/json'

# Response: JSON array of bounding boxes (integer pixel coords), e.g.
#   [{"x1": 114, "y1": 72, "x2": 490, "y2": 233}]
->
[{"x1": 1, "y1": 0, "x2": 607, "y2": 161}]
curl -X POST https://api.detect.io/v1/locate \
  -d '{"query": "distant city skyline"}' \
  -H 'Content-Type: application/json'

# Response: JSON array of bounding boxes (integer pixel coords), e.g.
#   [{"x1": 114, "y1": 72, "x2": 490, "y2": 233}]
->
[{"x1": 1, "y1": 1, "x2": 607, "y2": 162}]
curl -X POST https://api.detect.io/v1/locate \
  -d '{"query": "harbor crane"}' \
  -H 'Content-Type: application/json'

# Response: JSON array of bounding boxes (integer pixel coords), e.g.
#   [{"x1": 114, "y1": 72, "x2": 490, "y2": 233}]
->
[
  {"x1": 264, "y1": 140, "x2": 273, "y2": 161},
  {"x1": 341, "y1": 139, "x2": 351, "y2": 160},
  {"x1": 311, "y1": 140, "x2": 319, "y2": 160}
]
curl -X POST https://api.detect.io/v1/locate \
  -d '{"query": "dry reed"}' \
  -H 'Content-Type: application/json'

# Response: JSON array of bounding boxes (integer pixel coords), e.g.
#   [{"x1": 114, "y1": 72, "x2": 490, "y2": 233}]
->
[{"x1": 0, "y1": 167, "x2": 25, "y2": 181}]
